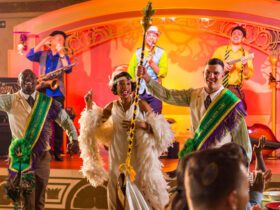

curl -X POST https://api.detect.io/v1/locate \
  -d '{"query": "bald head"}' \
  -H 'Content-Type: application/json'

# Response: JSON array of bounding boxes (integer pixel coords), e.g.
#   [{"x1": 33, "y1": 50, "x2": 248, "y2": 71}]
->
[{"x1": 18, "y1": 69, "x2": 37, "y2": 95}]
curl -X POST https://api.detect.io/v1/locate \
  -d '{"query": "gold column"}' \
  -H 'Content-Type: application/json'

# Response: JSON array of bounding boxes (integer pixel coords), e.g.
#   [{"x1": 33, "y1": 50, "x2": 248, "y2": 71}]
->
[{"x1": 269, "y1": 51, "x2": 278, "y2": 135}]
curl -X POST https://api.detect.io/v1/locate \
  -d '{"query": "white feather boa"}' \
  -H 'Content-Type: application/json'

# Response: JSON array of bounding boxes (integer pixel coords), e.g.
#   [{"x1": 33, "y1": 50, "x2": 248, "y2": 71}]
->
[
  {"x1": 79, "y1": 105, "x2": 174, "y2": 209},
  {"x1": 78, "y1": 104, "x2": 113, "y2": 187},
  {"x1": 136, "y1": 113, "x2": 174, "y2": 210}
]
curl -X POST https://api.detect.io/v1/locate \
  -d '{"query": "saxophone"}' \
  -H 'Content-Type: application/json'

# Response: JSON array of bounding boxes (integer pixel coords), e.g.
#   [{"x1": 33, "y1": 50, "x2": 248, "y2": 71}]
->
[{"x1": 36, "y1": 61, "x2": 77, "y2": 91}]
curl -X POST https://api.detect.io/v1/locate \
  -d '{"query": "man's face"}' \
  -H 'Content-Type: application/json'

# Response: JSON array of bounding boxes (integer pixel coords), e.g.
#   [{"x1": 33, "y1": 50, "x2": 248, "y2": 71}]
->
[
  {"x1": 230, "y1": 29, "x2": 244, "y2": 45},
  {"x1": 235, "y1": 164, "x2": 249, "y2": 210},
  {"x1": 50, "y1": 34, "x2": 65, "y2": 48},
  {"x1": 19, "y1": 70, "x2": 37, "y2": 95},
  {"x1": 203, "y1": 64, "x2": 224, "y2": 93},
  {"x1": 146, "y1": 32, "x2": 159, "y2": 48}
]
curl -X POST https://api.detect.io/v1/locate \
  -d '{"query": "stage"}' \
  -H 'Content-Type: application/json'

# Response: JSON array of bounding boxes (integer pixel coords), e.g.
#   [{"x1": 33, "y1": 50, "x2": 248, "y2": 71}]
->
[
  {"x1": 0, "y1": 154, "x2": 179, "y2": 210},
  {"x1": 0, "y1": 154, "x2": 280, "y2": 210}
]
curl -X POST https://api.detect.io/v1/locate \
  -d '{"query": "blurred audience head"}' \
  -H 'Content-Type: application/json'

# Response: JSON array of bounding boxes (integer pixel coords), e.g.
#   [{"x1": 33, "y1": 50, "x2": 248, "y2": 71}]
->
[
  {"x1": 171, "y1": 154, "x2": 192, "y2": 210},
  {"x1": 184, "y1": 143, "x2": 249, "y2": 210}
]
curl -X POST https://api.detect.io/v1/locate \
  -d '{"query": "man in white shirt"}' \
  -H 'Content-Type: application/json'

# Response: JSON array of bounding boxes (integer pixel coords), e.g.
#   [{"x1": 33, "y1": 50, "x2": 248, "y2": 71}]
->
[
  {"x1": 137, "y1": 58, "x2": 252, "y2": 162},
  {"x1": 0, "y1": 69, "x2": 78, "y2": 210}
]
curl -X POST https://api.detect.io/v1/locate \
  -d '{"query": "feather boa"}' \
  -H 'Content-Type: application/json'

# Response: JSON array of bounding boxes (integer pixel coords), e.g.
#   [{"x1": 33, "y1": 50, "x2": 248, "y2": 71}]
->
[
  {"x1": 79, "y1": 106, "x2": 174, "y2": 209},
  {"x1": 78, "y1": 104, "x2": 113, "y2": 187},
  {"x1": 136, "y1": 113, "x2": 174, "y2": 210}
]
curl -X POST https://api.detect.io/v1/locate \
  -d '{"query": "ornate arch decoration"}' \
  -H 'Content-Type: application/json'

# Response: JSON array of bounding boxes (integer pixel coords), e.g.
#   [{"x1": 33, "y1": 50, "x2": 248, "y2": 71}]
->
[{"x1": 65, "y1": 16, "x2": 280, "y2": 57}]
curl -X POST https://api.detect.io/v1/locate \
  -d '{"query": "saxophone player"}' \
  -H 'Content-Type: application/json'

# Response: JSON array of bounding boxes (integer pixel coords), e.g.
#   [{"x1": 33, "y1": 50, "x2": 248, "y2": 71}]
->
[{"x1": 26, "y1": 30, "x2": 72, "y2": 161}]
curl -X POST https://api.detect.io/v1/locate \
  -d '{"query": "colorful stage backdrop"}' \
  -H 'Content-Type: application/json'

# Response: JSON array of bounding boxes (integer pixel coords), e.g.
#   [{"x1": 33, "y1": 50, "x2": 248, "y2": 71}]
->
[{"x1": 8, "y1": 0, "x2": 280, "y2": 141}]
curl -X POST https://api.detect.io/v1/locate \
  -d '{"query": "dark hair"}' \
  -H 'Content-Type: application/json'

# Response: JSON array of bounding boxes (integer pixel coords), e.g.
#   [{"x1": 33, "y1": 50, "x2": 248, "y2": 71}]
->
[
  {"x1": 184, "y1": 143, "x2": 247, "y2": 209},
  {"x1": 111, "y1": 71, "x2": 136, "y2": 95},
  {"x1": 220, "y1": 142, "x2": 249, "y2": 168},
  {"x1": 207, "y1": 58, "x2": 224, "y2": 69},
  {"x1": 49, "y1": 30, "x2": 67, "y2": 40},
  {"x1": 171, "y1": 155, "x2": 192, "y2": 210},
  {"x1": 18, "y1": 69, "x2": 35, "y2": 81},
  {"x1": 231, "y1": 26, "x2": 246, "y2": 38}
]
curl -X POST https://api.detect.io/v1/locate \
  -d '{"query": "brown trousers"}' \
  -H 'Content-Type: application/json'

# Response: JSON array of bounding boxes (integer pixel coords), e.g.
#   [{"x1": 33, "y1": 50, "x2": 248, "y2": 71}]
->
[
  {"x1": 227, "y1": 85, "x2": 247, "y2": 110},
  {"x1": 23, "y1": 151, "x2": 51, "y2": 210}
]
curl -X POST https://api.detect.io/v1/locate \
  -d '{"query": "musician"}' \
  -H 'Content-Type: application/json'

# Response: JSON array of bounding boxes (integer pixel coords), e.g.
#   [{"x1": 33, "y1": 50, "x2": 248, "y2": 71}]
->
[
  {"x1": 26, "y1": 30, "x2": 72, "y2": 161},
  {"x1": 212, "y1": 26, "x2": 254, "y2": 110},
  {"x1": 128, "y1": 25, "x2": 168, "y2": 114}
]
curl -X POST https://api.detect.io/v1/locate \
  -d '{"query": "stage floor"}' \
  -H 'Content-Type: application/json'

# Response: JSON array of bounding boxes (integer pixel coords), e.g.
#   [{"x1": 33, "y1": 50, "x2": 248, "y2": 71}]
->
[
  {"x1": 0, "y1": 154, "x2": 179, "y2": 210},
  {"x1": 1, "y1": 154, "x2": 280, "y2": 210}
]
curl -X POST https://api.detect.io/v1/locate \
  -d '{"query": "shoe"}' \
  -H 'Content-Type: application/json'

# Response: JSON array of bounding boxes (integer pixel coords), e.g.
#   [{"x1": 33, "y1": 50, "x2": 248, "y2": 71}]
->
[{"x1": 54, "y1": 154, "x2": 63, "y2": 161}]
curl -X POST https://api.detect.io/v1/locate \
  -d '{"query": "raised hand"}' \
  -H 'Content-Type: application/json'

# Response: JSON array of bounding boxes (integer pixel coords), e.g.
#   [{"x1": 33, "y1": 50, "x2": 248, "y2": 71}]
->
[
  {"x1": 250, "y1": 170, "x2": 265, "y2": 193},
  {"x1": 34, "y1": 36, "x2": 53, "y2": 52},
  {"x1": 137, "y1": 65, "x2": 150, "y2": 82},
  {"x1": 84, "y1": 90, "x2": 93, "y2": 110},
  {"x1": 253, "y1": 136, "x2": 266, "y2": 154},
  {"x1": 42, "y1": 36, "x2": 52, "y2": 46},
  {"x1": 56, "y1": 43, "x2": 64, "y2": 55}
]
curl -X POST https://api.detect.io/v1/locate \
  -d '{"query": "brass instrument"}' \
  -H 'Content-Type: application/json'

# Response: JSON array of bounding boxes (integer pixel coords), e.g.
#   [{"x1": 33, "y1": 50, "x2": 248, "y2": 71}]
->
[
  {"x1": 143, "y1": 44, "x2": 155, "y2": 67},
  {"x1": 36, "y1": 61, "x2": 77, "y2": 91}
]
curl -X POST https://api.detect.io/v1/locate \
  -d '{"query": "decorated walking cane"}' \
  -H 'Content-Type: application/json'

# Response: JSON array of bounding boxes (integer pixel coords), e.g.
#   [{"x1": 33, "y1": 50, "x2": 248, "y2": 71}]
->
[{"x1": 119, "y1": 1, "x2": 155, "y2": 182}]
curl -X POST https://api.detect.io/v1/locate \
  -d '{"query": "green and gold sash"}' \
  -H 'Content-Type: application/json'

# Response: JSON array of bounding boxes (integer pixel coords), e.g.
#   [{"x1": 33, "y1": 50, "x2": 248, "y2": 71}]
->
[
  {"x1": 9, "y1": 93, "x2": 52, "y2": 173},
  {"x1": 179, "y1": 89, "x2": 241, "y2": 158}
]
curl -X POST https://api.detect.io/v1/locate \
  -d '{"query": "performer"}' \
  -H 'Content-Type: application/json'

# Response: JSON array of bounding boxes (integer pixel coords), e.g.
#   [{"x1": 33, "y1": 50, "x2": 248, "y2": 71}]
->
[
  {"x1": 128, "y1": 25, "x2": 168, "y2": 114},
  {"x1": 0, "y1": 69, "x2": 78, "y2": 210},
  {"x1": 78, "y1": 71, "x2": 173, "y2": 210},
  {"x1": 212, "y1": 25, "x2": 254, "y2": 110},
  {"x1": 138, "y1": 58, "x2": 252, "y2": 162},
  {"x1": 26, "y1": 30, "x2": 72, "y2": 161}
]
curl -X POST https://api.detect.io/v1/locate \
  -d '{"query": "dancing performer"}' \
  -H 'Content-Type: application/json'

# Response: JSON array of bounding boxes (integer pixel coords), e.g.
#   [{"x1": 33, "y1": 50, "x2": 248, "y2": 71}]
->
[
  {"x1": 78, "y1": 71, "x2": 173, "y2": 210},
  {"x1": 0, "y1": 69, "x2": 78, "y2": 210},
  {"x1": 138, "y1": 58, "x2": 252, "y2": 162}
]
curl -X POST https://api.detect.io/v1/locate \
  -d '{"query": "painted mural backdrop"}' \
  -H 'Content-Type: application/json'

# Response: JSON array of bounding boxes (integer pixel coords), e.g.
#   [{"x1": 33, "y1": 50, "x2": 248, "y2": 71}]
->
[{"x1": 64, "y1": 17, "x2": 280, "y2": 139}]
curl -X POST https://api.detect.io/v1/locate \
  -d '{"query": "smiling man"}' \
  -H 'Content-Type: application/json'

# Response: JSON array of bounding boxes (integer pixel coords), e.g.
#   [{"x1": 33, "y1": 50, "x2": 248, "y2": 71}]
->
[
  {"x1": 137, "y1": 58, "x2": 252, "y2": 161},
  {"x1": 212, "y1": 26, "x2": 254, "y2": 110},
  {"x1": 0, "y1": 69, "x2": 78, "y2": 210},
  {"x1": 128, "y1": 25, "x2": 168, "y2": 114}
]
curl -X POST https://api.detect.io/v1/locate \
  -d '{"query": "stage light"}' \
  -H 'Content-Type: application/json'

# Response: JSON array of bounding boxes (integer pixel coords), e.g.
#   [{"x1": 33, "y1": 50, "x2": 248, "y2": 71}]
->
[
  {"x1": 169, "y1": 17, "x2": 176, "y2": 22},
  {"x1": 200, "y1": 17, "x2": 210, "y2": 22}
]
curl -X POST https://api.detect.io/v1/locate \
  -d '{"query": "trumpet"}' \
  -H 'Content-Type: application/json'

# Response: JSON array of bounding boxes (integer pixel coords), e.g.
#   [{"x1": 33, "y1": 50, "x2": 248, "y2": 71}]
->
[{"x1": 36, "y1": 61, "x2": 77, "y2": 91}]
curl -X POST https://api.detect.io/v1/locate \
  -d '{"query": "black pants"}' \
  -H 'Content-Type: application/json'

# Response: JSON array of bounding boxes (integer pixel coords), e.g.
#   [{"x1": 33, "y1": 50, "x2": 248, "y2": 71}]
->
[
  {"x1": 53, "y1": 96, "x2": 64, "y2": 156},
  {"x1": 23, "y1": 151, "x2": 51, "y2": 210}
]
